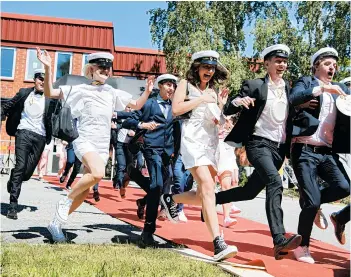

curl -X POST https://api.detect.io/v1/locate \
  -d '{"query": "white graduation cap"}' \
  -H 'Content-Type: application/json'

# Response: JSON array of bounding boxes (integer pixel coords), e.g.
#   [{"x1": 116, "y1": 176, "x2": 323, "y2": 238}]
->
[
  {"x1": 191, "y1": 50, "x2": 219, "y2": 65},
  {"x1": 311, "y1": 47, "x2": 338, "y2": 66},
  {"x1": 155, "y1": 74, "x2": 178, "y2": 87},
  {"x1": 261, "y1": 44, "x2": 290, "y2": 60},
  {"x1": 87, "y1": 52, "x2": 114, "y2": 67}
]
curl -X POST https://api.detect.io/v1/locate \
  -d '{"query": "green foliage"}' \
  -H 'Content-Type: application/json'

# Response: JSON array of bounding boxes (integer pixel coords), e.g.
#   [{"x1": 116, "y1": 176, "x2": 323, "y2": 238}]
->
[{"x1": 148, "y1": 1, "x2": 350, "y2": 87}]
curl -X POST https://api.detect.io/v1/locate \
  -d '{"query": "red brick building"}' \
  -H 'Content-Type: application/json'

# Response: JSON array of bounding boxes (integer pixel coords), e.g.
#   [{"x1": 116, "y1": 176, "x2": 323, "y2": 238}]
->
[
  {"x1": 0, "y1": 12, "x2": 167, "y2": 173},
  {"x1": 1, "y1": 12, "x2": 167, "y2": 137}
]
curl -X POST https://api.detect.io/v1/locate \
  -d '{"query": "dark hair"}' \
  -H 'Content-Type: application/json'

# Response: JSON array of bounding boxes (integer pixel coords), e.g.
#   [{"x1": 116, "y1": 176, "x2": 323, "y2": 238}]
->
[
  {"x1": 312, "y1": 56, "x2": 338, "y2": 74},
  {"x1": 186, "y1": 61, "x2": 228, "y2": 88}
]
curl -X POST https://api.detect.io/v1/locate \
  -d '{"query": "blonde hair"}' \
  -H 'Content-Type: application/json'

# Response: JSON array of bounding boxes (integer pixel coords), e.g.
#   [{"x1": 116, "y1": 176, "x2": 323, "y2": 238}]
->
[{"x1": 83, "y1": 63, "x2": 96, "y2": 79}]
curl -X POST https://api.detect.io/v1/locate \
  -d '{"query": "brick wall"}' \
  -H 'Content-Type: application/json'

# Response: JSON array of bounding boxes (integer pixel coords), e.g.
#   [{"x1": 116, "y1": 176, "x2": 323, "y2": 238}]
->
[{"x1": 1, "y1": 48, "x2": 84, "y2": 141}]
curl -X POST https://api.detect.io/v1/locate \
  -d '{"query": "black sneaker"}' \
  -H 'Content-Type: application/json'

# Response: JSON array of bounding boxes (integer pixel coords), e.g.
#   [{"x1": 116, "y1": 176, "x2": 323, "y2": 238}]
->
[
  {"x1": 93, "y1": 191, "x2": 100, "y2": 202},
  {"x1": 139, "y1": 231, "x2": 156, "y2": 248},
  {"x1": 330, "y1": 213, "x2": 346, "y2": 245},
  {"x1": 273, "y1": 234, "x2": 302, "y2": 260},
  {"x1": 160, "y1": 194, "x2": 179, "y2": 223},
  {"x1": 136, "y1": 198, "x2": 145, "y2": 220},
  {"x1": 7, "y1": 204, "x2": 18, "y2": 220},
  {"x1": 213, "y1": 236, "x2": 238, "y2": 261}
]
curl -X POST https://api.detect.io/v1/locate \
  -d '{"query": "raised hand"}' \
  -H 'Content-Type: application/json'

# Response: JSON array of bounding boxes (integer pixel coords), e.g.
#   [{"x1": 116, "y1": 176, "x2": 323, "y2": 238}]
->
[
  {"x1": 146, "y1": 75, "x2": 156, "y2": 93},
  {"x1": 36, "y1": 47, "x2": 51, "y2": 68},
  {"x1": 218, "y1": 87, "x2": 229, "y2": 106}
]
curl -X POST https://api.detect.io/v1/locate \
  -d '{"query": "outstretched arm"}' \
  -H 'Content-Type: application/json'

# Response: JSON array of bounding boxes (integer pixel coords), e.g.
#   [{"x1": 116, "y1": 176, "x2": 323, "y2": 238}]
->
[
  {"x1": 128, "y1": 76, "x2": 155, "y2": 110},
  {"x1": 36, "y1": 47, "x2": 62, "y2": 99}
]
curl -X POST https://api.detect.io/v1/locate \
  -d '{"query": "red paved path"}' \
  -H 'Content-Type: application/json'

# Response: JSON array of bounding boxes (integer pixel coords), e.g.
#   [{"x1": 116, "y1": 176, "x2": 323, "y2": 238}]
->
[{"x1": 46, "y1": 177, "x2": 350, "y2": 277}]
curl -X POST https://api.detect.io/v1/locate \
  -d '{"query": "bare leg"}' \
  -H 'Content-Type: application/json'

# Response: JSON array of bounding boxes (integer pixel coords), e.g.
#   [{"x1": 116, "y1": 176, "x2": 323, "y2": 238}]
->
[
  {"x1": 173, "y1": 165, "x2": 219, "y2": 240},
  {"x1": 67, "y1": 152, "x2": 105, "y2": 205}
]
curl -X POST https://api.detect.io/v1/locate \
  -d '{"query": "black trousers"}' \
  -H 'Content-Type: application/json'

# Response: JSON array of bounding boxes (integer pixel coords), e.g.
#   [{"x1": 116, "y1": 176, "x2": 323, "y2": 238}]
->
[
  {"x1": 143, "y1": 149, "x2": 170, "y2": 234},
  {"x1": 66, "y1": 155, "x2": 82, "y2": 187},
  {"x1": 291, "y1": 144, "x2": 350, "y2": 246},
  {"x1": 216, "y1": 136, "x2": 286, "y2": 238},
  {"x1": 335, "y1": 204, "x2": 350, "y2": 225},
  {"x1": 9, "y1": 129, "x2": 46, "y2": 204}
]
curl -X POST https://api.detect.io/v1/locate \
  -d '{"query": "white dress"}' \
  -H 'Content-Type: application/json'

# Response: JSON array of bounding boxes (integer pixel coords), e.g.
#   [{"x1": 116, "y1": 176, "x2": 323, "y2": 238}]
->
[
  {"x1": 60, "y1": 84, "x2": 132, "y2": 165},
  {"x1": 181, "y1": 83, "x2": 223, "y2": 171},
  {"x1": 217, "y1": 126, "x2": 238, "y2": 175}
]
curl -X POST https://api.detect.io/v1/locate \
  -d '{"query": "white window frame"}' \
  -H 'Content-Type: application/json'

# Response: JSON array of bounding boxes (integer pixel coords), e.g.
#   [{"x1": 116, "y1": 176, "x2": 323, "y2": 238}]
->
[
  {"x1": 54, "y1": 51, "x2": 73, "y2": 81},
  {"x1": 81, "y1": 53, "x2": 90, "y2": 76},
  {"x1": 24, "y1": 48, "x2": 44, "y2": 81},
  {"x1": 1, "y1": 47, "x2": 16, "y2": 80}
]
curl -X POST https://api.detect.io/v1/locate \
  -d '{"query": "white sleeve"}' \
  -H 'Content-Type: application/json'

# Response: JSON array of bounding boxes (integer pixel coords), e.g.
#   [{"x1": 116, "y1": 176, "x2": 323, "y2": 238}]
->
[
  {"x1": 312, "y1": 86, "x2": 323, "y2": 97},
  {"x1": 113, "y1": 89, "x2": 133, "y2": 111},
  {"x1": 231, "y1": 98, "x2": 241, "y2": 107}
]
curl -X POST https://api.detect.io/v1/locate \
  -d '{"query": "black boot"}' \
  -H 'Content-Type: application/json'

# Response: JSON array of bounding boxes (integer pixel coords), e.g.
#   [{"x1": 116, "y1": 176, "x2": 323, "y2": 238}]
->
[
  {"x1": 139, "y1": 231, "x2": 156, "y2": 248},
  {"x1": 7, "y1": 203, "x2": 18, "y2": 220}
]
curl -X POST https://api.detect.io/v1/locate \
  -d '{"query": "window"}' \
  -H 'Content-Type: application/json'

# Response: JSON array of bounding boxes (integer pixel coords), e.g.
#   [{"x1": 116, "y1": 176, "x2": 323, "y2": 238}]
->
[
  {"x1": 54, "y1": 52, "x2": 72, "y2": 80},
  {"x1": 25, "y1": 49, "x2": 44, "y2": 81},
  {"x1": 81, "y1": 53, "x2": 90, "y2": 75},
  {"x1": 1, "y1": 47, "x2": 16, "y2": 79}
]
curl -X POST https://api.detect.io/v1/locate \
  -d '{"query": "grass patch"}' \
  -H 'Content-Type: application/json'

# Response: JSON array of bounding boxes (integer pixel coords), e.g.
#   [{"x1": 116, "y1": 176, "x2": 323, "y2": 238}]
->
[{"x1": 1, "y1": 243, "x2": 232, "y2": 277}]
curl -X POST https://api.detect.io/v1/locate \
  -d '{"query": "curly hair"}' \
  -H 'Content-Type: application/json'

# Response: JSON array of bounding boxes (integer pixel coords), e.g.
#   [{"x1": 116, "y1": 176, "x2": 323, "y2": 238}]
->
[{"x1": 186, "y1": 61, "x2": 228, "y2": 88}]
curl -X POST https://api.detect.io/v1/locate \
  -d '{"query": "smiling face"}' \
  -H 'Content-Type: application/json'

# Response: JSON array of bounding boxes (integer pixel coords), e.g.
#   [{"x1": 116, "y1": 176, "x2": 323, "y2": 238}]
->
[
  {"x1": 34, "y1": 76, "x2": 44, "y2": 92},
  {"x1": 159, "y1": 81, "x2": 176, "y2": 100},
  {"x1": 91, "y1": 64, "x2": 112, "y2": 83},
  {"x1": 265, "y1": 56, "x2": 288, "y2": 79},
  {"x1": 313, "y1": 57, "x2": 338, "y2": 83},
  {"x1": 198, "y1": 64, "x2": 216, "y2": 84}
]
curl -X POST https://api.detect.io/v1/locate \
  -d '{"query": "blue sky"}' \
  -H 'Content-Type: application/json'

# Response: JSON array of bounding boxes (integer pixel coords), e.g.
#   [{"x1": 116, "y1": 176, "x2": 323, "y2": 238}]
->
[{"x1": 2, "y1": 1, "x2": 255, "y2": 56}]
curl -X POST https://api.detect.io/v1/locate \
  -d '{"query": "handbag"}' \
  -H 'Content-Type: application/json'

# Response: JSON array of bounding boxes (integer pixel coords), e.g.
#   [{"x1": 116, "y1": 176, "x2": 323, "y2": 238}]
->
[{"x1": 51, "y1": 86, "x2": 79, "y2": 142}]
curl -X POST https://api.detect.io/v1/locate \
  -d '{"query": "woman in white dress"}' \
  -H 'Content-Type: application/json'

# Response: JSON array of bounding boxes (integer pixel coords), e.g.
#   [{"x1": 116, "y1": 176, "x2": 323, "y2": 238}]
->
[
  {"x1": 36, "y1": 47, "x2": 154, "y2": 242},
  {"x1": 160, "y1": 50, "x2": 238, "y2": 261}
]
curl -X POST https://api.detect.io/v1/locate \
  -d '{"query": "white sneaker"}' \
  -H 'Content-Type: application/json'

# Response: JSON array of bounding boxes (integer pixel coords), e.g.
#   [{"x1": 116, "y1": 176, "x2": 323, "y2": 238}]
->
[
  {"x1": 314, "y1": 208, "x2": 328, "y2": 229},
  {"x1": 294, "y1": 246, "x2": 315, "y2": 264},
  {"x1": 55, "y1": 197, "x2": 72, "y2": 224},
  {"x1": 48, "y1": 219, "x2": 66, "y2": 243},
  {"x1": 230, "y1": 204, "x2": 241, "y2": 214},
  {"x1": 178, "y1": 210, "x2": 188, "y2": 223},
  {"x1": 157, "y1": 209, "x2": 167, "y2": 221},
  {"x1": 223, "y1": 217, "x2": 237, "y2": 228}
]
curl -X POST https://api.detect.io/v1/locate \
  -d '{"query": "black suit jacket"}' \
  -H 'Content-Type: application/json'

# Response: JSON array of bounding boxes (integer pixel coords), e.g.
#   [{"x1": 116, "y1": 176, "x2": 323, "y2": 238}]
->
[
  {"x1": 223, "y1": 75, "x2": 294, "y2": 157},
  {"x1": 290, "y1": 76, "x2": 350, "y2": 153},
  {"x1": 1, "y1": 87, "x2": 57, "y2": 144}
]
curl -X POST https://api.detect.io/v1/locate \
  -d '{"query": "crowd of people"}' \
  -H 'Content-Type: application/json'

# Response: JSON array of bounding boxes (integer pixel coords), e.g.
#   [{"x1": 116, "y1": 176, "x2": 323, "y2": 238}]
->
[{"x1": 1, "y1": 43, "x2": 350, "y2": 265}]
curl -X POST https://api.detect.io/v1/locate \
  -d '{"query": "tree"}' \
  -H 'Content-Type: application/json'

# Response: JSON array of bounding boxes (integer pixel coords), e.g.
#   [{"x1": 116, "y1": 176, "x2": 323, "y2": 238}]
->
[{"x1": 148, "y1": 1, "x2": 350, "y2": 89}]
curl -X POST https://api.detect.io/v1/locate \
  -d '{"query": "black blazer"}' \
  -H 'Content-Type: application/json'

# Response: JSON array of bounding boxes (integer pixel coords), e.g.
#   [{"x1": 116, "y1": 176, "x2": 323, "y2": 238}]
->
[
  {"x1": 290, "y1": 76, "x2": 350, "y2": 153},
  {"x1": 122, "y1": 97, "x2": 175, "y2": 157},
  {"x1": 223, "y1": 75, "x2": 294, "y2": 156},
  {"x1": 1, "y1": 87, "x2": 56, "y2": 144}
]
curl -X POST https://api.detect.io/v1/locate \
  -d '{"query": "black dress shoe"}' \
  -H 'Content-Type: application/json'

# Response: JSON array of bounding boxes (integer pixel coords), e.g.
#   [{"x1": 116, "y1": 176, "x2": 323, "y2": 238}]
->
[
  {"x1": 136, "y1": 199, "x2": 146, "y2": 219},
  {"x1": 7, "y1": 205, "x2": 18, "y2": 220},
  {"x1": 93, "y1": 191, "x2": 100, "y2": 202},
  {"x1": 273, "y1": 234, "x2": 302, "y2": 260},
  {"x1": 200, "y1": 209, "x2": 205, "y2": 222},
  {"x1": 139, "y1": 231, "x2": 156, "y2": 248},
  {"x1": 59, "y1": 174, "x2": 67, "y2": 184},
  {"x1": 330, "y1": 213, "x2": 346, "y2": 245}
]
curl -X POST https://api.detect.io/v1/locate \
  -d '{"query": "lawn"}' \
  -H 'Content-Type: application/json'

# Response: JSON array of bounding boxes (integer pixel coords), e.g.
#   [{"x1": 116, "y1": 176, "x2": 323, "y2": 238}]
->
[{"x1": 1, "y1": 243, "x2": 232, "y2": 277}]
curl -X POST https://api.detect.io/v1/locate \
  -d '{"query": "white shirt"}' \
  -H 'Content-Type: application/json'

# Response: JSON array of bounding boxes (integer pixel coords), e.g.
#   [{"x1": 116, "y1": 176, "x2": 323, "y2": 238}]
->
[
  {"x1": 295, "y1": 81, "x2": 337, "y2": 147},
  {"x1": 156, "y1": 94, "x2": 171, "y2": 119},
  {"x1": 117, "y1": 128, "x2": 132, "y2": 143},
  {"x1": 253, "y1": 79, "x2": 288, "y2": 143},
  {"x1": 18, "y1": 90, "x2": 46, "y2": 136}
]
